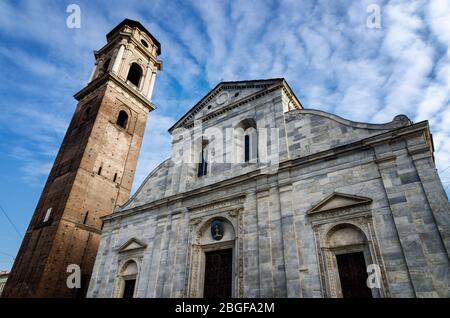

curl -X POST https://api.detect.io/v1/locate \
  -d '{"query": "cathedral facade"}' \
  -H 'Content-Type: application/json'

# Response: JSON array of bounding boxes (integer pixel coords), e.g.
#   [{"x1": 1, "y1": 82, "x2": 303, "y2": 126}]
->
[{"x1": 87, "y1": 77, "x2": 450, "y2": 298}]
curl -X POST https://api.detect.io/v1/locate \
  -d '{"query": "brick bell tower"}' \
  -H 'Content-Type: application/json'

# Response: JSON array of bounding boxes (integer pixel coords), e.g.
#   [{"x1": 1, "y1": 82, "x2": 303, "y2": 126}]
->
[{"x1": 2, "y1": 19, "x2": 162, "y2": 298}]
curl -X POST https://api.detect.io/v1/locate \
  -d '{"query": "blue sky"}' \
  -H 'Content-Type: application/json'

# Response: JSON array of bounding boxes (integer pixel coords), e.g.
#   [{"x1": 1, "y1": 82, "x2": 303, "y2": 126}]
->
[{"x1": 1, "y1": 0, "x2": 450, "y2": 271}]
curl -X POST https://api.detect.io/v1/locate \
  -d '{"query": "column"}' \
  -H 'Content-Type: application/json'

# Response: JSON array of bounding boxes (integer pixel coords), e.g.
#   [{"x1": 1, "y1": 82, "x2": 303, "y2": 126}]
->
[
  {"x1": 278, "y1": 184, "x2": 302, "y2": 297},
  {"x1": 146, "y1": 71, "x2": 157, "y2": 100},
  {"x1": 242, "y1": 192, "x2": 260, "y2": 297},
  {"x1": 269, "y1": 187, "x2": 287, "y2": 297},
  {"x1": 410, "y1": 149, "x2": 450, "y2": 256},
  {"x1": 142, "y1": 64, "x2": 153, "y2": 94},
  {"x1": 112, "y1": 44, "x2": 125, "y2": 75},
  {"x1": 256, "y1": 189, "x2": 274, "y2": 297},
  {"x1": 376, "y1": 150, "x2": 447, "y2": 297}
]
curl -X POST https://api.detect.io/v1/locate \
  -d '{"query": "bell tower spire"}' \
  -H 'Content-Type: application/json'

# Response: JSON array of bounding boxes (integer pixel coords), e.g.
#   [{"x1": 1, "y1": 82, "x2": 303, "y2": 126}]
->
[
  {"x1": 86, "y1": 18, "x2": 162, "y2": 100},
  {"x1": 3, "y1": 19, "x2": 162, "y2": 298}
]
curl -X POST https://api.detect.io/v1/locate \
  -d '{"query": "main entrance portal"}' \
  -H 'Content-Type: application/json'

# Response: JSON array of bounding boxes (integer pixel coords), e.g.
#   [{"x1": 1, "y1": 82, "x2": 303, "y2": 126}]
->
[{"x1": 203, "y1": 249, "x2": 232, "y2": 298}]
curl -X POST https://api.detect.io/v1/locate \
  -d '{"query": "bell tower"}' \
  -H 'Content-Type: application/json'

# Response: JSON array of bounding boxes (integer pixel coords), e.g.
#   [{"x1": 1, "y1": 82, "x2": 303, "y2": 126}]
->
[{"x1": 2, "y1": 19, "x2": 162, "y2": 298}]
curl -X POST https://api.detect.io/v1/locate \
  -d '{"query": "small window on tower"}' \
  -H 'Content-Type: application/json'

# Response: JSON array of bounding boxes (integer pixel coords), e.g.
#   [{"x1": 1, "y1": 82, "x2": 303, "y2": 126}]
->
[
  {"x1": 84, "y1": 107, "x2": 91, "y2": 120},
  {"x1": 83, "y1": 211, "x2": 89, "y2": 225},
  {"x1": 141, "y1": 39, "x2": 149, "y2": 48},
  {"x1": 103, "y1": 58, "x2": 111, "y2": 73},
  {"x1": 126, "y1": 63, "x2": 143, "y2": 87},
  {"x1": 117, "y1": 111, "x2": 128, "y2": 129}
]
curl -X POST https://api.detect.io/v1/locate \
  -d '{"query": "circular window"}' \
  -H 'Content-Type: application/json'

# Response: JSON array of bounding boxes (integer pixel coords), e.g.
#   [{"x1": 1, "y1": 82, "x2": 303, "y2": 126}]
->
[
  {"x1": 141, "y1": 39, "x2": 149, "y2": 48},
  {"x1": 234, "y1": 92, "x2": 240, "y2": 97},
  {"x1": 207, "y1": 105, "x2": 212, "y2": 110}
]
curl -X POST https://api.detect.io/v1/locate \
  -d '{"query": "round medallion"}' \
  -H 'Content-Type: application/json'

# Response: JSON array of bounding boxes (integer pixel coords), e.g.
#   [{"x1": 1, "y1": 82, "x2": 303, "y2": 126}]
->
[
  {"x1": 216, "y1": 92, "x2": 229, "y2": 105},
  {"x1": 210, "y1": 220, "x2": 224, "y2": 241}
]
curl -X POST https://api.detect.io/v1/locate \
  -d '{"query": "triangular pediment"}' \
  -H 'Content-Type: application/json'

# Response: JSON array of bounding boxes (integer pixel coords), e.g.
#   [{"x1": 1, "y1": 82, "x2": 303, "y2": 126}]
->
[
  {"x1": 118, "y1": 238, "x2": 147, "y2": 253},
  {"x1": 168, "y1": 78, "x2": 291, "y2": 132},
  {"x1": 308, "y1": 192, "x2": 372, "y2": 214}
]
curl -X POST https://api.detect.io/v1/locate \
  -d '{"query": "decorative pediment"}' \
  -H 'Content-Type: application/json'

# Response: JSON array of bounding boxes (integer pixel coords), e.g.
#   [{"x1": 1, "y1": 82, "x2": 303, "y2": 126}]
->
[
  {"x1": 308, "y1": 192, "x2": 372, "y2": 214},
  {"x1": 168, "y1": 78, "x2": 297, "y2": 132},
  {"x1": 117, "y1": 238, "x2": 147, "y2": 253}
]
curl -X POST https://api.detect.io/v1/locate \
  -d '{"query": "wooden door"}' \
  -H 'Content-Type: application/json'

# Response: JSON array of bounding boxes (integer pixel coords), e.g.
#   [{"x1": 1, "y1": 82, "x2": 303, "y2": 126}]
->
[
  {"x1": 336, "y1": 252, "x2": 372, "y2": 298},
  {"x1": 122, "y1": 279, "x2": 136, "y2": 298},
  {"x1": 203, "y1": 249, "x2": 232, "y2": 298}
]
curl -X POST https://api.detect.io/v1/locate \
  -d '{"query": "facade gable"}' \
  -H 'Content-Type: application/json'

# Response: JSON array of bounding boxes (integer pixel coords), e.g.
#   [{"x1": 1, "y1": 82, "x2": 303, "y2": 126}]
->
[
  {"x1": 117, "y1": 238, "x2": 147, "y2": 253},
  {"x1": 168, "y1": 78, "x2": 301, "y2": 132},
  {"x1": 308, "y1": 192, "x2": 373, "y2": 214}
]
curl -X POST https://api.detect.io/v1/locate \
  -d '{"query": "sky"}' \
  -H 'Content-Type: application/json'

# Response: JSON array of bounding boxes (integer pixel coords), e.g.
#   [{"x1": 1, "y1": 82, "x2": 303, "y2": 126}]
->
[{"x1": 1, "y1": 0, "x2": 450, "y2": 271}]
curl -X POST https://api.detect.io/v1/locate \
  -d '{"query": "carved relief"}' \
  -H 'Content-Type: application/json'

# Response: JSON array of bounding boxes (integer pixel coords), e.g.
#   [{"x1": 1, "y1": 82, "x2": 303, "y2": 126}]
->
[{"x1": 189, "y1": 196, "x2": 245, "y2": 215}]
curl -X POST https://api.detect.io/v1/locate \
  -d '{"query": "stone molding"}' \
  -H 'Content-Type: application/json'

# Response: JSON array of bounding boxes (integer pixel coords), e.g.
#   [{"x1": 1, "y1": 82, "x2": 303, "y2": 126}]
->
[{"x1": 285, "y1": 109, "x2": 412, "y2": 130}]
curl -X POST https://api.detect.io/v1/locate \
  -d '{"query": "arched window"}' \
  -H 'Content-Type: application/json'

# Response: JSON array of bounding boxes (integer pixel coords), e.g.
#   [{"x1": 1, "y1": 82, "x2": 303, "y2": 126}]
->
[
  {"x1": 324, "y1": 224, "x2": 374, "y2": 298},
  {"x1": 102, "y1": 58, "x2": 111, "y2": 74},
  {"x1": 236, "y1": 119, "x2": 257, "y2": 163},
  {"x1": 126, "y1": 63, "x2": 143, "y2": 87},
  {"x1": 117, "y1": 110, "x2": 128, "y2": 128},
  {"x1": 84, "y1": 106, "x2": 91, "y2": 120},
  {"x1": 244, "y1": 134, "x2": 250, "y2": 162},
  {"x1": 198, "y1": 139, "x2": 208, "y2": 177}
]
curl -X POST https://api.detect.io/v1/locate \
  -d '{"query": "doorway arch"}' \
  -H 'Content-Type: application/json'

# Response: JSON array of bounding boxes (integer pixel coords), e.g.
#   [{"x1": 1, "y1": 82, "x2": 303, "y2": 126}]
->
[
  {"x1": 188, "y1": 216, "x2": 237, "y2": 298},
  {"x1": 325, "y1": 223, "x2": 373, "y2": 298},
  {"x1": 114, "y1": 259, "x2": 140, "y2": 298}
]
